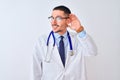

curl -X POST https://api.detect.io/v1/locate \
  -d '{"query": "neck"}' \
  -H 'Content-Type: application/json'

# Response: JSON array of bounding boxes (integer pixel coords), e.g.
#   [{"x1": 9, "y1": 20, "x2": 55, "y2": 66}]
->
[{"x1": 58, "y1": 29, "x2": 67, "y2": 35}]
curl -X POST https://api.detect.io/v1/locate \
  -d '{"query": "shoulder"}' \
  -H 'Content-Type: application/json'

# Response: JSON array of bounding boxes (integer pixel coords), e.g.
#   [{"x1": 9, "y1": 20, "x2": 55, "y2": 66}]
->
[
  {"x1": 36, "y1": 33, "x2": 49, "y2": 46},
  {"x1": 68, "y1": 31, "x2": 77, "y2": 37}
]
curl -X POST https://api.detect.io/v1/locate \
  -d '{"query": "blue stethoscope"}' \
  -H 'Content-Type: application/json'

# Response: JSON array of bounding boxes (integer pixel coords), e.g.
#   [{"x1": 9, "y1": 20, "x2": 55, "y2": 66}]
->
[{"x1": 45, "y1": 31, "x2": 74, "y2": 62}]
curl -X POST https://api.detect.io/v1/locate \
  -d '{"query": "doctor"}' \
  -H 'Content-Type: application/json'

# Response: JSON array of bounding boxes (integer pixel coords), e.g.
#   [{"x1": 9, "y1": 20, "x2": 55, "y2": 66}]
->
[{"x1": 33, "y1": 5, "x2": 97, "y2": 80}]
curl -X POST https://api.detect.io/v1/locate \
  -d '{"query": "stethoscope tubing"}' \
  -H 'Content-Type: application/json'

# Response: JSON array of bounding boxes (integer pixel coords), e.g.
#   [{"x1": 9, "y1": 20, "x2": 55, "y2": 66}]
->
[
  {"x1": 46, "y1": 31, "x2": 73, "y2": 51},
  {"x1": 45, "y1": 31, "x2": 74, "y2": 62}
]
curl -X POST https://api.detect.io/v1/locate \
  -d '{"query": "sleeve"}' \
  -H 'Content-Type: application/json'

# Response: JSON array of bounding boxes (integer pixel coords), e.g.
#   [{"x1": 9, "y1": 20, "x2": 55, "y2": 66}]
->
[
  {"x1": 77, "y1": 31, "x2": 97, "y2": 56},
  {"x1": 78, "y1": 30, "x2": 86, "y2": 38},
  {"x1": 33, "y1": 39, "x2": 43, "y2": 80}
]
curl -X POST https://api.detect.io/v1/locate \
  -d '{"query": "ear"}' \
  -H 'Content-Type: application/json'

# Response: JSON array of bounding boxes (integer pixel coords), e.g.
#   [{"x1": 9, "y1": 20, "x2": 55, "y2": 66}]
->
[{"x1": 66, "y1": 18, "x2": 71, "y2": 25}]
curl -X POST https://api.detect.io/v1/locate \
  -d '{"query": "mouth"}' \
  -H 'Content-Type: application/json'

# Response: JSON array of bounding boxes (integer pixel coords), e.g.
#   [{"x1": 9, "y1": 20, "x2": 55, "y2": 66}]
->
[
  {"x1": 52, "y1": 25, "x2": 61, "y2": 33},
  {"x1": 52, "y1": 25, "x2": 59, "y2": 29},
  {"x1": 52, "y1": 24, "x2": 59, "y2": 27}
]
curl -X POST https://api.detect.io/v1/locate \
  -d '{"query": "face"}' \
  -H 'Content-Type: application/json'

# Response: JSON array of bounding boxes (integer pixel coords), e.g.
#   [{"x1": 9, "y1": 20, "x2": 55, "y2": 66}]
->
[{"x1": 49, "y1": 10, "x2": 70, "y2": 35}]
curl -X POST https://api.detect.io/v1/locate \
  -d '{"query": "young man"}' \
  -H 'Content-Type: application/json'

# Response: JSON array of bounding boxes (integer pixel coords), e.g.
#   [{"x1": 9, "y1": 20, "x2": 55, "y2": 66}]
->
[{"x1": 33, "y1": 5, "x2": 97, "y2": 80}]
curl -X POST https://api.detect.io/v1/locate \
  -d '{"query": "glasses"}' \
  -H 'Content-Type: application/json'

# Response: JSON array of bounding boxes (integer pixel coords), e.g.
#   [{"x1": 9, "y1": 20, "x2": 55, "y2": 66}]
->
[{"x1": 48, "y1": 16, "x2": 69, "y2": 22}]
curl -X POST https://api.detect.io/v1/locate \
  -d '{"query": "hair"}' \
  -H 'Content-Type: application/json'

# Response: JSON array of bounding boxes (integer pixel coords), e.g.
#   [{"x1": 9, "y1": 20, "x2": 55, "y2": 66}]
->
[{"x1": 53, "y1": 5, "x2": 71, "y2": 15}]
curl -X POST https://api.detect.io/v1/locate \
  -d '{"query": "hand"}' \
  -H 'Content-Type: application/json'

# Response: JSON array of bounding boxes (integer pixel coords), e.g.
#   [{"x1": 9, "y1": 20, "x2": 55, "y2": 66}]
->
[{"x1": 68, "y1": 14, "x2": 83, "y2": 32}]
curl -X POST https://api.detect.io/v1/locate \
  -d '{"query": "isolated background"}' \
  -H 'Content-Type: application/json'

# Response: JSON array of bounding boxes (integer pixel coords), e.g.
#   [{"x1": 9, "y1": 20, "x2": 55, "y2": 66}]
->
[{"x1": 0, "y1": 0, "x2": 119, "y2": 80}]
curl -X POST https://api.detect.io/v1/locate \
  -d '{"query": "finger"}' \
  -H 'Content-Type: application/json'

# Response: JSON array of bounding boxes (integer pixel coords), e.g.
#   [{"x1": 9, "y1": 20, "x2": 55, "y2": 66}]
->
[
  {"x1": 68, "y1": 23, "x2": 71, "y2": 27},
  {"x1": 69, "y1": 14, "x2": 77, "y2": 21}
]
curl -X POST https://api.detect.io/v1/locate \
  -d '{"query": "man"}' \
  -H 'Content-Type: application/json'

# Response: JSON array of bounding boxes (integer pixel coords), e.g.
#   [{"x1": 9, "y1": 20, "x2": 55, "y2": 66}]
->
[{"x1": 33, "y1": 5, "x2": 97, "y2": 80}]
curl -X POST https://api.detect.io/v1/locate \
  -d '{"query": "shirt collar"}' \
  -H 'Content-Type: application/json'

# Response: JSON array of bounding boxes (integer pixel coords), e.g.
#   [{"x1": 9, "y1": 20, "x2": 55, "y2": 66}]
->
[{"x1": 54, "y1": 31, "x2": 68, "y2": 40}]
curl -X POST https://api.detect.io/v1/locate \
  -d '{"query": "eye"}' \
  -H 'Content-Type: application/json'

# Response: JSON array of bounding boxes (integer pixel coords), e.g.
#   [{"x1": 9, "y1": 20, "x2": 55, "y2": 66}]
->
[
  {"x1": 48, "y1": 16, "x2": 54, "y2": 21},
  {"x1": 56, "y1": 17, "x2": 62, "y2": 21}
]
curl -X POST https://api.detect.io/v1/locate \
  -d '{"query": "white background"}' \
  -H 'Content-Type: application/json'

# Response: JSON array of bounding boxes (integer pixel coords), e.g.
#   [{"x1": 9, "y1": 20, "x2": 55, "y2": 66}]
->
[{"x1": 0, "y1": 0, "x2": 120, "y2": 80}]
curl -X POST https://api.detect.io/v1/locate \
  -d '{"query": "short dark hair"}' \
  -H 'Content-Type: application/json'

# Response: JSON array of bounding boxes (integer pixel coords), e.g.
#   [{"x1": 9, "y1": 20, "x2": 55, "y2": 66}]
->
[{"x1": 53, "y1": 5, "x2": 71, "y2": 15}]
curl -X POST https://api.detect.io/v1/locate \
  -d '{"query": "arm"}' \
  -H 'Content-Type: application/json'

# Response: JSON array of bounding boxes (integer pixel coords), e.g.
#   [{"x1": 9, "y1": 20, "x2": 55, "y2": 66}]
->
[
  {"x1": 68, "y1": 14, "x2": 97, "y2": 56},
  {"x1": 77, "y1": 31, "x2": 97, "y2": 56},
  {"x1": 33, "y1": 39, "x2": 43, "y2": 80}
]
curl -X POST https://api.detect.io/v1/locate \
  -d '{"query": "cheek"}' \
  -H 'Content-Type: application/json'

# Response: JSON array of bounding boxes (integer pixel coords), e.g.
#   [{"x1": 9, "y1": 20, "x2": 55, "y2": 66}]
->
[
  {"x1": 59, "y1": 21, "x2": 68, "y2": 26},
  {"x1": 59, "y1": 25, "x2": 67, "y2": 30},
  {"x1": 61, "y1": 23, "x2": 68, "y2": 28}
]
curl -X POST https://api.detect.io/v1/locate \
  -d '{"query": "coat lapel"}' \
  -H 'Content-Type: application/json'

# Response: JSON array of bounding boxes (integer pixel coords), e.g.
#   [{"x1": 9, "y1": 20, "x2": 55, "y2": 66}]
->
[
  {"x1": 52, "y1": 45, "x2": 64, "y2": 68},
  {"x1": 47, "y1": 38, "x2": 64, "y2": 68},
  {"x1": 65, "y1": 33, "x2": 77, "y2": 67}
]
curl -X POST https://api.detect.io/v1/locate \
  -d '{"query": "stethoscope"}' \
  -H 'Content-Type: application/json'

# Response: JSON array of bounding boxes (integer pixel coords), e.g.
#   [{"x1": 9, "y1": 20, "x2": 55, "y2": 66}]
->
[{"x1": 45, "y1": 31, "x2": 74, "y2": 62}]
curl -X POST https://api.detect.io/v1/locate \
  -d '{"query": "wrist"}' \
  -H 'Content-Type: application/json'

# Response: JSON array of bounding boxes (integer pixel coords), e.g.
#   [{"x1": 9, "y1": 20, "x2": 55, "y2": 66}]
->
[{"x1": 76, "y1": 26, "x2": 84, "y2": 33}]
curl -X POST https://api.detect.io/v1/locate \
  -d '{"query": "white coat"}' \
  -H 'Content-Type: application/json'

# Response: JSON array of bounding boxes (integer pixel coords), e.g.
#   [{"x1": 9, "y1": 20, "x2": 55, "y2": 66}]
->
[{"x1": 33, "y1": 31, "x2": 97, "y2": 80}]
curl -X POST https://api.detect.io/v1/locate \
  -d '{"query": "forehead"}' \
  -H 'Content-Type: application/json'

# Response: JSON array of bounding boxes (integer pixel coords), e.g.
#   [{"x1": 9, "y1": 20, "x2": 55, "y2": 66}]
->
[{"x1": 52, "y1": 10, "x2": 65, "y2": 17}]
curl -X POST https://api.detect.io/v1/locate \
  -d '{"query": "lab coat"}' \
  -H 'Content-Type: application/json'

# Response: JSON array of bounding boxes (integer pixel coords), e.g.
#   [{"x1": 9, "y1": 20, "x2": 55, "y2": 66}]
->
[{"x1": 33, "y1": 31, "x2": 97, "y2": 80}]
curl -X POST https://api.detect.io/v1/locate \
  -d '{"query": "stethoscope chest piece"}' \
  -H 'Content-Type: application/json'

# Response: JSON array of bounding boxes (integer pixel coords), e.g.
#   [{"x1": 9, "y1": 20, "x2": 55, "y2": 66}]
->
[{"x1": 69, "y1": 50, "x2": 74, "y2": 56}]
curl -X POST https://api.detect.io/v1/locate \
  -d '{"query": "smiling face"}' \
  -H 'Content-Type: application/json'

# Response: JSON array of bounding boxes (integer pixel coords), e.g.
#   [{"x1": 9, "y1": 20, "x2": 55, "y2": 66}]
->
[{"x1": 50, "y1": 10, "x2": 70, "y2": 35}]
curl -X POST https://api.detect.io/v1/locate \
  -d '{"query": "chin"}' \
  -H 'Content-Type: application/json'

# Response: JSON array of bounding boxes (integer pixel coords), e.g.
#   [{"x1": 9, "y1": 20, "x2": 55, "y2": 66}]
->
[{"x1": 53, "y1": 30, "x2": 61, "y2": 33}]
